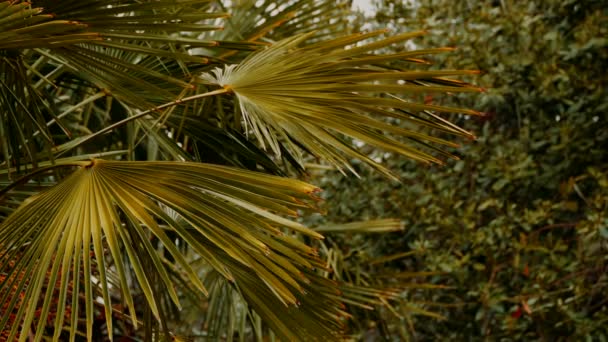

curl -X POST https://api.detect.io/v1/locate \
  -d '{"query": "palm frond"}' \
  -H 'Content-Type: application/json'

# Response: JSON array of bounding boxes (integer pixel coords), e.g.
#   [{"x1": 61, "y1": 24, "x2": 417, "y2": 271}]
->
[
  {"x1": 0, "y1": 2, "x2": 100, "y2": 50},
  {"x1": 200, "y1": 30, "x2": 482, "y2": 178},
  {"x1": 0, "y1": 0, "x2": 231, "y2": 170},
  {"x1": 208, "y1": 0, "x2": 352, "y2": 45},
  {"x1": 0, "y1": 159, "x2": 348, "y2": 341},
  {"x1": 0, "y1": 52, "x2": 55, "y2": 171},
  {"x1": 264, "y1": 0, "x2": 352, "y2": 42}
]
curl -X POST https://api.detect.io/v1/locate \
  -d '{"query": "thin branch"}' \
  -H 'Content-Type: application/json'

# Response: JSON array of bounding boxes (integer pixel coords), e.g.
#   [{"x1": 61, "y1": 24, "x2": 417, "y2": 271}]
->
[{"x1": 54, "y1": 88, "x2": 230, "y2": 157}]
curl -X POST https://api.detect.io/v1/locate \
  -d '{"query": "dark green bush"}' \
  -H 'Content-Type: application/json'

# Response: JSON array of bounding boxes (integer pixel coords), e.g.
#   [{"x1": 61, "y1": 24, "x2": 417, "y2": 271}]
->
[{"x1": 315, "y1": 0, "x2": 608, "y2": 339}]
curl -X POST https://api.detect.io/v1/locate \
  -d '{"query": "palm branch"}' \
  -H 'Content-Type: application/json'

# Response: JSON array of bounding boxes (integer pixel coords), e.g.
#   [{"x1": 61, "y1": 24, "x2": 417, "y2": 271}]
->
[
  {"x1": 1, "y1": 160, "x2": 338, "y2": 340},
  {"x1": 199, "y1": 30, "x2": 481, "y2": 178}
]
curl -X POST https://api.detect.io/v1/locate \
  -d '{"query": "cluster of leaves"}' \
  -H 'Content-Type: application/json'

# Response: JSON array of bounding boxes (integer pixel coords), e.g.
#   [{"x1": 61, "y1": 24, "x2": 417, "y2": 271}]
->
[
  {"x1": 315, "y1": 0, "x2": 607, "y2": 339},
  {"x1": 0, "y1": 0, "x2": 485, "y2": 341}
]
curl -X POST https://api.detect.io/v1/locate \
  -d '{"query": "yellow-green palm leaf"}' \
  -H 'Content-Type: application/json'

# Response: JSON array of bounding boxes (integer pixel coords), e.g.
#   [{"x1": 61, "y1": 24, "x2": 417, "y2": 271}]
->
[
  {"x1": 0, "y1": 159, "x2": 345, "y2": 341},
  {"x1": 0, "y1": 0, "x2": 229, "y2": 169},
  {"x1": 200, "y1": 30, "x2": 483, "y2": 178}
]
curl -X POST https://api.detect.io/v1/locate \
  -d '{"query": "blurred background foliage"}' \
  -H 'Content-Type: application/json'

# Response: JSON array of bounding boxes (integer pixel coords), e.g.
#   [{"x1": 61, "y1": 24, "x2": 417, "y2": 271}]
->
[{"x1": 311, "y1": 0, "x2": 608, "y2": 339}]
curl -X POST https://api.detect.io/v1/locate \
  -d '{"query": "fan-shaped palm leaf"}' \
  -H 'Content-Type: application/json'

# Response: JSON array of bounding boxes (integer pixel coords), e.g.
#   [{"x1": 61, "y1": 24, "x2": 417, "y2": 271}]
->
[
  {"x1": 2, "y1": 0, "x2": 226, "y2": 93},
  {"x1": 206, "y1": 0, "x2": 351, "y2": 47},
  {"x1": 200, "y1": 30, "x2": 483, "y2": 178},
  {"x1": 0, "y1": 0, "x2": 231, "y2": 170},
  {"x1": 0, "y1": 159, "x2": 345, "y2": 341}
]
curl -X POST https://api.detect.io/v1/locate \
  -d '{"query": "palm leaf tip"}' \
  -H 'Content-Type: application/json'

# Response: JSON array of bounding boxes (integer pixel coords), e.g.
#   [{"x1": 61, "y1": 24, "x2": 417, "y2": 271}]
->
[
  {"x1": 0, "y1": 160, "x2": 342, "y2": 340},
  {"x1": 200, "y1": 30, "x2": 481, "y2": 178}
]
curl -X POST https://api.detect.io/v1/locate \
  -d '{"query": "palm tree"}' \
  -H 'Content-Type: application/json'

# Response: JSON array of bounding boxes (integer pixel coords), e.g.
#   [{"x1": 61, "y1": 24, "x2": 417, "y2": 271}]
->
[{"x1": 0, "y1": 0, "x2": 481, "y2": 340}]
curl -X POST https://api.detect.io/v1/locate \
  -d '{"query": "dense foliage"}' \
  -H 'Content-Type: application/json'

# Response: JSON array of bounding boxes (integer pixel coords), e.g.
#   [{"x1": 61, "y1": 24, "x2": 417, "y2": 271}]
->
[{"x1": 316, "y1": 0, "x2": 608, "y2": 339}]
